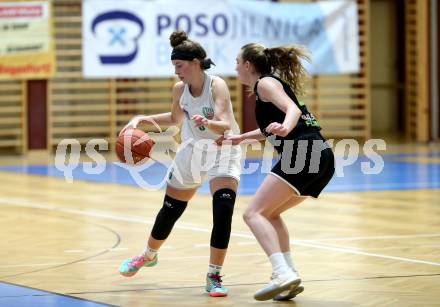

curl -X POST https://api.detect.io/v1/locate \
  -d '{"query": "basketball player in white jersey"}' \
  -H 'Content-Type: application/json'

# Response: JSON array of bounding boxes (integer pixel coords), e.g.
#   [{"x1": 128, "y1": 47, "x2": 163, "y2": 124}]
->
[{"x1": 118, "y1": 30, "x2": 241, "y2": 297}]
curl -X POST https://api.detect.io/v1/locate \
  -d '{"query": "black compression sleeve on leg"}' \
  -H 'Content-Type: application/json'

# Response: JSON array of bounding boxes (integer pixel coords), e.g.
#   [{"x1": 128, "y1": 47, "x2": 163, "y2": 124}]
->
[
  {"x1": 210, "y1": 188, "x2": 236, "y2": 249},
  {"x1": 151, "y1": 194, "x2": 188, "y2": 240}
]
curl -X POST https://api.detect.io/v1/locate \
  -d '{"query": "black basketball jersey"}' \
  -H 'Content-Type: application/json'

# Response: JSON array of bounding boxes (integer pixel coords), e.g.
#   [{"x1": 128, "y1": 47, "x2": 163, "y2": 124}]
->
[{"x1": 254, "y1": 74, "x2": 321, "y2": 152}]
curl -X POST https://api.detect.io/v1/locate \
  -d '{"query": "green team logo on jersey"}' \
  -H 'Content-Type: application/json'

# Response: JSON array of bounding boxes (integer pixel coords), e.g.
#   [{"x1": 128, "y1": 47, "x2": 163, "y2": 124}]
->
[
  {"x1": 297, "y1": 100, "x2": 319, "y2": 127},
  {"x1": 202, "y1": 107, "x2": 214, "y2": 119},
  {"x1": 302, "y1": 113, "x2": 320, "y2": 128},
  {"x1": 199, "y1": 107, "x2": 214, "y2": 131}
]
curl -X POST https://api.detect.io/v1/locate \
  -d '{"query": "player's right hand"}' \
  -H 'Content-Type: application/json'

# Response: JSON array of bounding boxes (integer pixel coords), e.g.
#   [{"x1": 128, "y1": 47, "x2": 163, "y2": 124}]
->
[
  {"x1": 215, "y1": 134, "x2": 243, "y2": 146},
  {"x1": 119, "y1": 115, "x2": 143, "y2": 136}
]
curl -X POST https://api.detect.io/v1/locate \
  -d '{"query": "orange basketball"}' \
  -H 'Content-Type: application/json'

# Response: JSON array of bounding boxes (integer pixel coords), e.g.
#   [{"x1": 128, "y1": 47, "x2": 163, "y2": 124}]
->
[{"x1": 116, "y1": 128, "x2": 154, "y2": 165}]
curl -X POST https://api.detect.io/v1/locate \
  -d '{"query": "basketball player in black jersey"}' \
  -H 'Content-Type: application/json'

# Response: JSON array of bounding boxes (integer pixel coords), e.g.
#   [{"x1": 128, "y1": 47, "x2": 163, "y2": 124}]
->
[{"x1": 218, "y1": 43, "x2": 335, "y2": 301}]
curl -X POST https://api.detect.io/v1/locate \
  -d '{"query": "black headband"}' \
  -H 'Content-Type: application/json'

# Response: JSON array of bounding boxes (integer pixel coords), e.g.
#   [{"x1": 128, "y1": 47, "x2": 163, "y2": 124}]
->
[
  {"x1": 170, "y1": 49, "x2": 198, "y2": 61},
  {"x1": 171, "y1": 49, "x2": 216, "y2": 69}
]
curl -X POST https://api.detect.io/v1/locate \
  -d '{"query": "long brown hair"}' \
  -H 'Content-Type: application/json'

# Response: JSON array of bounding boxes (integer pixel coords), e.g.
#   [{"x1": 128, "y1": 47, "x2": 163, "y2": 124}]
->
[{"x1": 241, "y1": 43, "x2": 310, "y2": 97}]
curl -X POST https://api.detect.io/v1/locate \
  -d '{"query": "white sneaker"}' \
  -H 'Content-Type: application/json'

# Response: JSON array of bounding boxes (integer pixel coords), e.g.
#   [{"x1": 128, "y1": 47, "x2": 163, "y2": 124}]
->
[
  {"x1": 273, "y1": 269, "x2": 304, "y2": 301},
  {"x1": 254, "y1": 270, "x2": 301, "y2": 301},
  {"x1": 273, "y1": 285, "x2": 304, "y2": 301}
]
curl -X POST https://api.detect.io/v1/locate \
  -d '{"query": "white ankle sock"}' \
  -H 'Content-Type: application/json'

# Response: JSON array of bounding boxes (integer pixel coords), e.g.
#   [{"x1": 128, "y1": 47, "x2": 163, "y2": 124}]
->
[
  {"x1": 269, "y1": 252, "x2": 290, "y2": 275},
  {"x1": 282, "y1": 251, "x2": 295, "y2": 270},
  {"x1": 208, "y1": 264, "x2": 222, "y2": 275},
  {"x1": 142, "y1": 246, "x2": 157, "y2": 260},
  {"x1": 283, "y1": 251, "x2": 300, "y2": 278}
]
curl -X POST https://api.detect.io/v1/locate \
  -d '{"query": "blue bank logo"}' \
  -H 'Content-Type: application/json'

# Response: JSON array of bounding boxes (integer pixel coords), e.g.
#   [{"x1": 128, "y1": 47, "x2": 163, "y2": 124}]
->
[{"x1": 91, "y1": 11, "x2": 144, "y2": 64}]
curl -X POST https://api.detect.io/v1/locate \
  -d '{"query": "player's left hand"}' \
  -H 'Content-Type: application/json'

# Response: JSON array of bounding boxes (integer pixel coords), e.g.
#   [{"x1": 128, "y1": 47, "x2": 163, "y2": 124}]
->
[
  {"x1": 265, "y1": 122, "x2": 289, "y2": 137},
  {"x1": 191, "y1": 115, "x2": 210, "y2": 128}
]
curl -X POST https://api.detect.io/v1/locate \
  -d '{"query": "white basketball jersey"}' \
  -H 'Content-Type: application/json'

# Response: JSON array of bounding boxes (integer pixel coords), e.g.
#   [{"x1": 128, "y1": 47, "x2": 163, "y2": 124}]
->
[{"x1": 179, "y1": 73, "x2": 240, "y2": 143}]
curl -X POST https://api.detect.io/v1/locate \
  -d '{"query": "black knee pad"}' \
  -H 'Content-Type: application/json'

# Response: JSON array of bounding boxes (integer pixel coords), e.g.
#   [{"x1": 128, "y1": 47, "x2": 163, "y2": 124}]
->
[
  {"x1": 210, "y1": 188, "x2": 236, "y2": 249},
  {"x1": 151, "y1": 194, "x2": 188, "y2": 240}
]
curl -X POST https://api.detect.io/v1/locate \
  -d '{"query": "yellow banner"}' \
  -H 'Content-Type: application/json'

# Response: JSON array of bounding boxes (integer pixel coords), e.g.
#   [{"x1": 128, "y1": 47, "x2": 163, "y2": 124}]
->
[{"x1": 0, "y1": 1, "x2": 55, "y2": 80}]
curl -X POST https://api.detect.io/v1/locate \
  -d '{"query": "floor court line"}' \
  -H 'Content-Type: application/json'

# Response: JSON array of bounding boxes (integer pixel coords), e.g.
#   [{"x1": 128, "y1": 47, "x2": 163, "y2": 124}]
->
[
  {"x1": 6, "y1": 271, "x2": 440, "y2": 299},
  {"x1": 23, "y1": 273, "x2": 440, "y2": 297},
  {"x1": 301, "y1": 233, "x2": 440, "y2": 242},
  {"x1": 0, "y1": 253, "x2": 268, "y2": 269},
  {"x1": 2, "y1": 197, "x2": 440, "y2": 267}
]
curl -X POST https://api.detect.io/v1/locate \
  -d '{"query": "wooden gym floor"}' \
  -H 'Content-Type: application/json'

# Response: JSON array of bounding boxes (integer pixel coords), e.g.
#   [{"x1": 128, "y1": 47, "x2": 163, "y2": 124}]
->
[{"x1": 0, "y1": 142, "x2": 439, "y2": 306}]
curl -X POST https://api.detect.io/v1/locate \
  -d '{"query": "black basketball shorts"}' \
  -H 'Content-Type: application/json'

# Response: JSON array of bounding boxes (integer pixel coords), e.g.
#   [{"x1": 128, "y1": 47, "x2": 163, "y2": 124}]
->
[{"x1": 270, "y1": 132, "x2": 335, "y2": 198}]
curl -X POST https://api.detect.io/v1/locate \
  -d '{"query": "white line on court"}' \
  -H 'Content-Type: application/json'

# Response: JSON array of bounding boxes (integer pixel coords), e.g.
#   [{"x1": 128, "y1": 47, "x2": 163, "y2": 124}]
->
[
  {"x1": 301, "y1": 233, "x2": 440, "y2": 242},
  {"x1": 1, "y1": 197, "x2": 440, "y2": 267},
  {"x1": 194, "y1": 244, "x2": 210, "y2": 248},
  {"x1": 0, "y1": 253, "x2": 267, "y2": 268},
  {"x1": 293, "y1": 241, "x2": 440, "y2": 266},
  {"x1": 237, "y1": 242, "x2": 257, "y2": 246}
]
